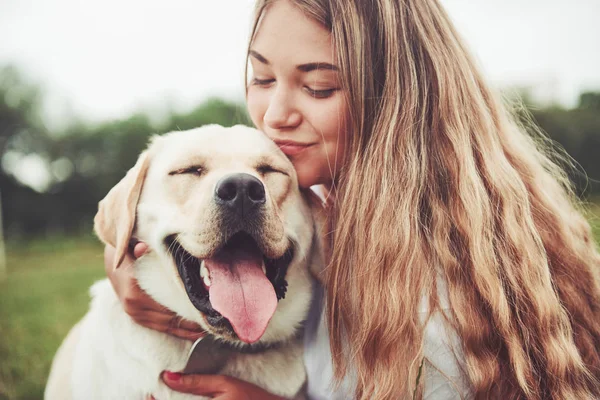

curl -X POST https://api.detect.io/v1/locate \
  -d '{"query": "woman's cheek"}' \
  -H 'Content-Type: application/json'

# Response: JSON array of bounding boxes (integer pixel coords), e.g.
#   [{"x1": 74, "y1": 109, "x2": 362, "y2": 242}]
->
[
  {"x1": 295, "y1": 164, "x2": 319, "y2": 188},
  {"x1": 246, "y1": 89, "x2": 265, "y2": 130}
]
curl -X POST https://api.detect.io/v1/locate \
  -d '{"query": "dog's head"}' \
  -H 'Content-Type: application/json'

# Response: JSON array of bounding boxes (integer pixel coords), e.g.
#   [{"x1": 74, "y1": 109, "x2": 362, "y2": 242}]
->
[{"x1": 95, "y1": 125, "x2": 326, "y2": 345}]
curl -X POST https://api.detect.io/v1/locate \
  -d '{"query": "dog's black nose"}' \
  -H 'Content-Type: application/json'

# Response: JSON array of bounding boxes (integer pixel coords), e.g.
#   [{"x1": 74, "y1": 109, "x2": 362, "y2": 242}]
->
[{"x1": 214, "y1": 173, "x2": 266, "y2": 214}]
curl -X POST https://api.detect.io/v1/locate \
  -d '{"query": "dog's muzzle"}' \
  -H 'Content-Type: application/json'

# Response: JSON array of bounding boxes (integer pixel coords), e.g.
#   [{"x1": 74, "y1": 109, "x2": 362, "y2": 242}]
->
[
  {"x1": 164, "y1": 173, "x2": 294, "y2": 345},
  {"x1": 166, "y1": 233, "x2": 293, "y2": 345}
]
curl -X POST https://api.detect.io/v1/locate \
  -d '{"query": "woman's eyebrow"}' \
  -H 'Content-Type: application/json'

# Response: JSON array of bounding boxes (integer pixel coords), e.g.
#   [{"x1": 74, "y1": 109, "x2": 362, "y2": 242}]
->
[
  {"x1": 249, "y1": 50, "x2": 269, "y2": 65},
  {"x1": 296, "y1": 62, "x2": 338, "y2": 72},
  {"x1": 249, "y1": 50, "x2": 338, "y2": 72}
]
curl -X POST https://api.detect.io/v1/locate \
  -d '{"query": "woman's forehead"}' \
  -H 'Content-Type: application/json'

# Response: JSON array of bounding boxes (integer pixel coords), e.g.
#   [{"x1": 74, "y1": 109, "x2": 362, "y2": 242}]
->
[{"x1": 252, "y1": 0, "x2": 334, "y2": 65}]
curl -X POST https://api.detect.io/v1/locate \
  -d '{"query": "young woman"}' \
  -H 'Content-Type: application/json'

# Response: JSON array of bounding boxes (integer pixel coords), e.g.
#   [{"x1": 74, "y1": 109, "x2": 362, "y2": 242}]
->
[{"x1": 105, "y1": 0, "x2": 600, "y2": 398}]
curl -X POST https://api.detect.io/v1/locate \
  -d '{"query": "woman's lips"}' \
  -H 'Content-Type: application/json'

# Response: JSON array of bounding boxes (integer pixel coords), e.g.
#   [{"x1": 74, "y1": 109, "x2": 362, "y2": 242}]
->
[{"x1": 275, "y1": 141, "x2": 314, "y2": 156}]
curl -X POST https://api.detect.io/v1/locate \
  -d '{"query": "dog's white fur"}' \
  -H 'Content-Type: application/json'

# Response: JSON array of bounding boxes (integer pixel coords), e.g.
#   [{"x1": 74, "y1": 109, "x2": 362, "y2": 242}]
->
[{"x1": 45, "y1": 125, "x2": 327, "y2": 400}]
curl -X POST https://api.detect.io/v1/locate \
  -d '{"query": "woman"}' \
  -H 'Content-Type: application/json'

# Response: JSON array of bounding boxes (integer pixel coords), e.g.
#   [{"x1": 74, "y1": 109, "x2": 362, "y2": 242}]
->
[{"x1": 106, "y1": 0, "x2": 600, "y2": 398}]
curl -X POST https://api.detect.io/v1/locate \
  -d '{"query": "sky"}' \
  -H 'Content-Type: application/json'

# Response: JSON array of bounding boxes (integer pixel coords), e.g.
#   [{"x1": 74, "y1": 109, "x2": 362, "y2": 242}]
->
[{"x1": 1, "y1": 0, "x2": 599, "y2": 130}]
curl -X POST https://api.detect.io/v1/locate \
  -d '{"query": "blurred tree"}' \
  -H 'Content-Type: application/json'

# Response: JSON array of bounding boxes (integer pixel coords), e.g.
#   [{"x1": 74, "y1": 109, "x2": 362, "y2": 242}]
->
[
  {"x1": 0, "y1": 66, "x2": 46, "y2": 153},
  {"x1": 166, "y1": 97, "x2": 252, "y2": 132},
  {"x1": 578, "y1": 92, "x2": 600, "y2": 111},
  {"x1": 529, "y1": 92, "x2": 600, "y2": 196},
  {"x1": 0, "y1": 66, "x2": 54, "y2": 237}
]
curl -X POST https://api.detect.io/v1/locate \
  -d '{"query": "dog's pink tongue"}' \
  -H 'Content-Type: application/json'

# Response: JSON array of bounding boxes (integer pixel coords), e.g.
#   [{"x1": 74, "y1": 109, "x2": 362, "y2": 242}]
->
[{"x1": 204, "y1": 247, "x2": 277, "y2": 344}]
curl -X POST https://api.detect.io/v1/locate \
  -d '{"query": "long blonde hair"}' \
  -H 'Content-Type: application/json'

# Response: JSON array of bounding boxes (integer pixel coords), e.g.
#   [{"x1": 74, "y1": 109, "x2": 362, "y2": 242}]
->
[{"x1": 247, "y1": 1, "x2": 600, "y2": 398}]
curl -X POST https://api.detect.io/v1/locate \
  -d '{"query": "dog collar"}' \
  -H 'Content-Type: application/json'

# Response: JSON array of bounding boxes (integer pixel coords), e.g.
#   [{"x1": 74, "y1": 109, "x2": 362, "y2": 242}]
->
[
  {"x1": 183, "y1": 330, "x2": 303, "y2": 374},
  {"x1": 224, "y1": 330, "x2": 301, "y2": 354}
]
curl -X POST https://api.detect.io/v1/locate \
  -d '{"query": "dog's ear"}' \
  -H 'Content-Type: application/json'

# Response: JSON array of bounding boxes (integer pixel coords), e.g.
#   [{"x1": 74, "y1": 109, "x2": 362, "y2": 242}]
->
[
  {"x1": 304, "y1": 190, "x2": 330, "y2": 284},
  {"x1": 94, "y1": 151, "x2": 150, "y2": 270}
]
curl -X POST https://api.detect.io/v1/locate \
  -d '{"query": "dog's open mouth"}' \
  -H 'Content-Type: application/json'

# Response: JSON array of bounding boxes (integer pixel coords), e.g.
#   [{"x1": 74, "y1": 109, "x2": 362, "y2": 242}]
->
[{"x1": 165, "y1": 232, "x2": 293, "y2": 344}]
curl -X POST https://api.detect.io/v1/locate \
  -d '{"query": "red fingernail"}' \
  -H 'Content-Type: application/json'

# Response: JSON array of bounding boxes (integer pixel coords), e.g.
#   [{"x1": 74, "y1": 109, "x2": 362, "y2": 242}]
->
[{"x1": 163, "y1": 371, "x2": 183, "y2": 381}]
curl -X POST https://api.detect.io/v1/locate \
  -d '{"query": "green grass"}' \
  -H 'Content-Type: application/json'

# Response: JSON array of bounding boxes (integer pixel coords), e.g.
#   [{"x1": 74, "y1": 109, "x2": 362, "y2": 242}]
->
[
  {"x1": 0, "y1": 236, "x2": 105, "y2": 400},
  {"x1": 0, "y1": 208, "x2": 599, "y2": 400}
]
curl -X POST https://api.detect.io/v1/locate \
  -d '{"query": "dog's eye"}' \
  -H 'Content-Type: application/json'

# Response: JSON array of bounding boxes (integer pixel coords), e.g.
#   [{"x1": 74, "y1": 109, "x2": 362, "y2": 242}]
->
[
  {"x1": 169, "y1": 166, "x2": 204, "y2": 176},
  {"x1": 256, "y1": 164, "x2": 286, "y2": 175}
]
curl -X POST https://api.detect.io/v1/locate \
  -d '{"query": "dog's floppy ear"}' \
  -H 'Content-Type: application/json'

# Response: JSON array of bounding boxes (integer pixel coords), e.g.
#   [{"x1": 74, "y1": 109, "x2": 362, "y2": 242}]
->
[
  {"x1": 94, "y1": 151, "x2": 150, "y2": 270},
  {"x1": 304, "y1": 190, "x2": 330, "y2": 284}
]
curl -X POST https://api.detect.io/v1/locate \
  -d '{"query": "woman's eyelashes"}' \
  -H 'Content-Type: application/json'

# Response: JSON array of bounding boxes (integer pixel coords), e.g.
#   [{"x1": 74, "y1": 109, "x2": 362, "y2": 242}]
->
[
  {"x1": 304, "y1": 87, "x2": 337, "y2": 99},
  {"x1": 252, "y1": 77, "x2": 275, "y2": 87},
  {"x1": 251, "y1": 77, "x2": 338, "y2": 99}
]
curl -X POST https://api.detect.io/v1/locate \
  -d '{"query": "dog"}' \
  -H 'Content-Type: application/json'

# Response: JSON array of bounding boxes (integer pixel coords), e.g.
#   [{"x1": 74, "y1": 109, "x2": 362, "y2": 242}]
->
[{"x1": 44, "y1": 125, "x2": 327, "y2": 400}]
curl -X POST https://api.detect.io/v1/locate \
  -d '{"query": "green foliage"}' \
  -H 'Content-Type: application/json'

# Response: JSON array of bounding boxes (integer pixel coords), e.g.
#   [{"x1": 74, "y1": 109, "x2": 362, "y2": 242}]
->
[
  {"x1": 578, "y1": 92, "x2": 600, "y2": 111},
  {"x1": 529, "y1": 96, "x2": 600, "y2": 195},
  {"x1": 168, "y1": 97, "x2": 252, "y2": 131}
]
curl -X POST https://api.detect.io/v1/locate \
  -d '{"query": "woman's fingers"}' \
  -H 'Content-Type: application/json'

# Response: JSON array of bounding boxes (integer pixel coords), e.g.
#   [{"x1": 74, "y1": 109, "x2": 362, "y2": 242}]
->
[
  {"x1": 122, "y1": 280, "x2": 164, "y2": 313},
  {"x1": 127, "y1": 304, "x2": 205, "y2": 341},
  {"x1": 164, "y1": 327, "x2": 206, "y2": 342},
  {"x1": 170, "y1": 316, "x2": 205, "y2": 332},
  {"x1": 161, "y1": 372, "x2": 285, "y2": 399},
  {"x1": 133, "y1": 241, "x2": 149, "y2": 259},
  {"x1": 162, "y1": 372, "x2": 232, "y2": 396},
  {"x1": 136, "y1": 310, "x2": 205, "y2": 341}
]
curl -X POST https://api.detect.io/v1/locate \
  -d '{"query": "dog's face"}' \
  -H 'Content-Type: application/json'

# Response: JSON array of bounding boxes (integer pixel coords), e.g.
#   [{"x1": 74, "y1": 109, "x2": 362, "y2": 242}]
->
[{"x1": 95, "y1": 125, "x2": 325, "y2": 346}]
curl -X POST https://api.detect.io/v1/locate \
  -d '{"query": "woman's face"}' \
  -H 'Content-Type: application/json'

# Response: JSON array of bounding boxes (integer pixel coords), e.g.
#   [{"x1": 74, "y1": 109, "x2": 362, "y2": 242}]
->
[{"x1": 246, "y1": 0, "x2": 348, "y2": 189}]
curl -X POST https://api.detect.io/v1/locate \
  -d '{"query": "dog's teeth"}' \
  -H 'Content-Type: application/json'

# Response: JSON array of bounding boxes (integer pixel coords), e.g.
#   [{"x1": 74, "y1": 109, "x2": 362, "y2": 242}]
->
[
  {"x1": 261, "y1": 263, "x2": 266, "y2": 275},
  {"x1": 200, "y1": 262, "x2": 211, "y2": 287}
]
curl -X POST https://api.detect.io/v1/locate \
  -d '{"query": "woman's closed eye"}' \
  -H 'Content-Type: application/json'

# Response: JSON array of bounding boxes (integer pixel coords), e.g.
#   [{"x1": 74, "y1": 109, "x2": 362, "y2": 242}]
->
[
  {"x1": 304, "y1": 86, "x2": 338, "y2": 99},
  {"x1": 251, "y1": 76, "x2": 338, "y2": 99},
  {"x1": 252, "y1": 77, "x2": 275, "y2": 87}
]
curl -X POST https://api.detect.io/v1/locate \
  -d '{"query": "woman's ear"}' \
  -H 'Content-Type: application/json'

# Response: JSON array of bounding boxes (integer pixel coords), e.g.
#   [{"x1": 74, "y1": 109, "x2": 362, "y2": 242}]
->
[{"x1": 94, "y1": 151, "x2": 150, "y2": 270}]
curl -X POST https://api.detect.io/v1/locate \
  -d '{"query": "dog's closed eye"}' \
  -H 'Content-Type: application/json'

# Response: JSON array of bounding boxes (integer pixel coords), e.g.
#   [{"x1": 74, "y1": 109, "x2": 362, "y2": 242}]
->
[
  {"x1": 169, "y1": 165, "x2": 205, "y2": 176},
  {"x1": 256, "y1": 163, "x2": 288, "y2": 176}
]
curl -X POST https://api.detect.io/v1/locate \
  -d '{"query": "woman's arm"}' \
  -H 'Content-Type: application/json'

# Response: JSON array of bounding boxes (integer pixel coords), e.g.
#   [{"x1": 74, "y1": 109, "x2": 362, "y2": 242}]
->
[{"x1": 104, "y1": 242, "x2": 205, "y2": 341}]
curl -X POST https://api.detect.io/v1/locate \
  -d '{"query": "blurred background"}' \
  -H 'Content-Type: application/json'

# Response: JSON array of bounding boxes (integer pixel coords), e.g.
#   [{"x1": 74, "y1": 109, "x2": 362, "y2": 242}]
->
[{"x1": 1, "y1": 0, "x2": 599, "y2": 398}]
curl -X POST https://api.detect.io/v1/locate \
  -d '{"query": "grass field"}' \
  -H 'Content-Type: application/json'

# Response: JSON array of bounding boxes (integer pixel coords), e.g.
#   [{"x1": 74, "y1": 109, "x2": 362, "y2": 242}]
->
[
  {"x1": 1, "y1": 205, "x2": 599, "y2": 400},
  {"x1": 0, "y1": 237, "x2": 105, "y2": 400}
]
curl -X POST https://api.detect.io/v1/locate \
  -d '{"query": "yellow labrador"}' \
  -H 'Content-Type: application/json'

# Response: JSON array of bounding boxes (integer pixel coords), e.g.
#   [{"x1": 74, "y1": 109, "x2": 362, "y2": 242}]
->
[{"x1": 45, "y1": 125, "x2": 326, "y2": 400}]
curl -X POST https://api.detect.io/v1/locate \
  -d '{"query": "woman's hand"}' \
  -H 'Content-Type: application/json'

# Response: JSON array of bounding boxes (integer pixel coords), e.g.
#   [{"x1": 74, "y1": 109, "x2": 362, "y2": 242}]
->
[
  {"x1": 160, "y1": 371, "x2": 286, "y2": 400},
  {"x1": 104, "y1": 242, "x2": 205, "y2": 341}
]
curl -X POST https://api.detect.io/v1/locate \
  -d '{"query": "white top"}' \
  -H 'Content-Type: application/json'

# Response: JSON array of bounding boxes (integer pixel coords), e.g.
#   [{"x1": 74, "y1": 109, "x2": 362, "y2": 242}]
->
[{"x1": 303, "y1": 282, "x2": 473, "y2": 399}]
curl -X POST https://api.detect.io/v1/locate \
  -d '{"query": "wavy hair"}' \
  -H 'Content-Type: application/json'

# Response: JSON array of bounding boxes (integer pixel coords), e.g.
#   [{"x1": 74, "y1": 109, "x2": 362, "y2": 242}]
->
[{"x1": 247, "y1": 0, "x2": 600, "y2": 398}]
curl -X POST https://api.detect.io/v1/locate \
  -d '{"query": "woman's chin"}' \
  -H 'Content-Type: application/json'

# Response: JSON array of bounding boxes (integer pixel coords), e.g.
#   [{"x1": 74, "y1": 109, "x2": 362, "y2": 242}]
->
[
  {"x1": 296, "y1": 170, "x2": 321, "y2": 189},
  {"x1": 296, "y1": 170, "x2": 333, "y2": 190},
  {"x1": 298, "y1": 178, "x2": 319, "y2": 190}
]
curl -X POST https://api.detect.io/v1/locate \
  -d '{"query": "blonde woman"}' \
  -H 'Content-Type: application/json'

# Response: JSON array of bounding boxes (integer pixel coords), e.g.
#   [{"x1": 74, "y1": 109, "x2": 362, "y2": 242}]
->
[{"x1": 105, "y1": 0, "x2": 600, "y2": 398}]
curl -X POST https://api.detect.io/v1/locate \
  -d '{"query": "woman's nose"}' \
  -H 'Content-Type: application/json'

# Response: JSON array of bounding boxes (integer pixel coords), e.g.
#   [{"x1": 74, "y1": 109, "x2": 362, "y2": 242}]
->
[{"x1": 263, "y1": 87, "x2": 301, "y2": 129}]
